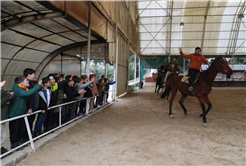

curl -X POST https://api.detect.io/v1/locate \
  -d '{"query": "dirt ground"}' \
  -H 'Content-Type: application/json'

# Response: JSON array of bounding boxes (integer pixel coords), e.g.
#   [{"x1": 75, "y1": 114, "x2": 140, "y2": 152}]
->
[{"x1": 18, "y1": 85, "x2": 246, "y2": 165}]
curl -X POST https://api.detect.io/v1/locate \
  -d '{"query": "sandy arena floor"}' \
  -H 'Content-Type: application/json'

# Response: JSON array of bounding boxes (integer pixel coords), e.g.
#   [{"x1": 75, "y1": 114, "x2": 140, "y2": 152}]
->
[{"x1": 18, "y1": 86, "x2": 246, "y2": 165}]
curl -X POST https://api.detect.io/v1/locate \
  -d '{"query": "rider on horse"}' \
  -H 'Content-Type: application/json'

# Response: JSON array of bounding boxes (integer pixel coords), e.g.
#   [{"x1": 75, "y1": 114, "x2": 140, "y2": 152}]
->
[
  {"x1": 163, "y1": 58, "x2": 179, "y2": 87},
  {"x1": 179, "y1": 47, "x2": 210, "y2": 91},
  {"x1": 160, "y1": 63, "x2": 166, "y2": 73}
]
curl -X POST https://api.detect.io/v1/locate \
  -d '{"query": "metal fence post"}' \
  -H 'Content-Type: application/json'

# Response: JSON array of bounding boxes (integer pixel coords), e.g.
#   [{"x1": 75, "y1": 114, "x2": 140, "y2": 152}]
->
[
  {"x1": 86, "y1": 98, "x2": 90, "y2": 114},
  {"x1": 59, "y1": 106, "x2": 61, "y2": 126},
  {"x1": 24, "y1": 116, "x2": 35, "y2": 152},
  {"x1": 103, "y1": 93, "x2": 106, "y2": 104}
]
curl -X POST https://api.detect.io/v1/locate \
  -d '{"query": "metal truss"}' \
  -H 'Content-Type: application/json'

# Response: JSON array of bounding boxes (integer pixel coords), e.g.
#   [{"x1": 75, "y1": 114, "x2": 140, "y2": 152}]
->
[
  {"x1": 138, "y1": 0, "x2": 172, "y2": 56},
  {"x1": 227, "y1": 0, "x2": 246, "y2": 56},
  {"x1": 201, "y1": 0, "x2": 211, "y2": 52}
]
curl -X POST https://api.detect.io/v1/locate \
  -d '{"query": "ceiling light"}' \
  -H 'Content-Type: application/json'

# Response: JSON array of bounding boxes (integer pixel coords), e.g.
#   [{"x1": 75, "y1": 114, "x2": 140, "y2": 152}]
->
[{"x1": 238, "y1": 14, "x2": 244, "y2": 18}]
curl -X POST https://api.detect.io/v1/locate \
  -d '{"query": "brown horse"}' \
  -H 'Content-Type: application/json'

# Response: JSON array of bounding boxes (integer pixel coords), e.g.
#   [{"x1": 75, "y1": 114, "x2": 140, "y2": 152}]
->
[
  {"x1": 155, "y1": 72, "x2": 166, "y2": 93},
  {"x1": 161, "y1": 56, "x2": 232, "y2": 126}
]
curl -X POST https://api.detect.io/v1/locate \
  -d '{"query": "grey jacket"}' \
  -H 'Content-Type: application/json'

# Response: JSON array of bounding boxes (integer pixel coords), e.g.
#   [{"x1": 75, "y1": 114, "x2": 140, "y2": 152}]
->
[{"x1": 75, "y1": 81, "x2": 93, "y2": 100}]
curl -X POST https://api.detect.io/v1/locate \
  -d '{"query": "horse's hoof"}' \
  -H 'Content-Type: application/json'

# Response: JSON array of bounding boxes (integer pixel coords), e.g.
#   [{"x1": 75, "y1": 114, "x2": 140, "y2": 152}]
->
[
  {"x1": 203, "y1": 123, "x2": 207, "y2": 127},
  {"x1": 169, "y1": 115, "x2": 172, "y2": 118},
  {"x1": 165, "y1": 99, "x2": 168, "y2": 103},
  {"x1": 184, "y1": 114, "x2": 187, "y2": 117},
  {"x1": 198, "y1": 114, "x2": 203, "y2": 118}
]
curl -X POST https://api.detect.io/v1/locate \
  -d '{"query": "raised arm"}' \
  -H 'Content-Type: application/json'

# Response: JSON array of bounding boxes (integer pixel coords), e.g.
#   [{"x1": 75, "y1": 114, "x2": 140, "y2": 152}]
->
[
  {"x1": 16, "y1": 84, "x2": 41, "y2": 97},
  {"x1": 202, "y1": 55, "x2": 209, "y2": 65},
  {"x1": 78, "y1": 81, "x2": 92, "y2": 89},
  {"x1": 1, "y1": 89, "x2": 12, "y2": 106}
]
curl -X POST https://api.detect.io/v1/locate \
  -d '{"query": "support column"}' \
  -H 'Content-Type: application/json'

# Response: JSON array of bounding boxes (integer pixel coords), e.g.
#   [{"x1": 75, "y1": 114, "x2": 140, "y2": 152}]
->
[
  {"x1": 114, "y1": 1, "x2": 119, "y2": 97},
  {"x1": 87, "y1": 1, "x2": 91, "y2": 77},
  {"x1": 134, "y1": 54, "x2": 136, "y2": 83}
]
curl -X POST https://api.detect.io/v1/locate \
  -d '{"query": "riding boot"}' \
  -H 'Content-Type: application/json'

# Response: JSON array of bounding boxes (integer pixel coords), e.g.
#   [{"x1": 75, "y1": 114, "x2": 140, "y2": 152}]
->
[{"x1": 188, "y1": 86, "x2": 193, "y2": 91}]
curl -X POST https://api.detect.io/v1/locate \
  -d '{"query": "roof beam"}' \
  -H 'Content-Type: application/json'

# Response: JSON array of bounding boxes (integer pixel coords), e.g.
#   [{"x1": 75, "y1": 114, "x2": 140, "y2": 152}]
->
[
  {"x1": 1, "y1": 12, "x2": 64, "y2": 32},
  {"x1": 30, "y1": 22, "x2": 78, "y2": 43},
  {"x1": 168, "y1": 0, "x2": 173, "y2": 61},
  {"x1": 35, "y1": 40, "x2": 105, "y2": 80},
  {"x1": 1, "y1": 41, "x2": 51, "y2": 53},
  {"x1": 139, "y1": 14, "x2": 238, "y2": 18},
  {"x1": 137, "y1": 6, "x2": 240, "y2": 10},
  {"x1": 201, "y1": 0, "x2": 211, "y2": 52},
  {"x1": 14, "y1": 1, "x2": 43, "y2": 15},
  {"x1": 52, "y1": 19, "x2": 88, "y2": 39},
  {"x1": 9, "y1": 28, "x2": 63, "y2": 46}
]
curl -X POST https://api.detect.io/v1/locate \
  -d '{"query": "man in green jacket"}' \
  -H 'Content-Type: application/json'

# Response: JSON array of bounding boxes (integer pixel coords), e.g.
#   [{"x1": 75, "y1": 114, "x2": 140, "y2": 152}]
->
[
  {"x1": 1, "y1": 81, "x2": 13, "y2": 154},
  {"x1": 8, "y1": 76, "x2": 42, "y2": 149}
]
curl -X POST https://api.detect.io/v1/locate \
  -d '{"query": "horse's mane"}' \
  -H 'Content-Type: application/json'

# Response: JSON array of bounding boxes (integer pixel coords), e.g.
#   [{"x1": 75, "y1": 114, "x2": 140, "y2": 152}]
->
[{"x1": 202, "y1": 56, "x2": 223, "y2": 74}]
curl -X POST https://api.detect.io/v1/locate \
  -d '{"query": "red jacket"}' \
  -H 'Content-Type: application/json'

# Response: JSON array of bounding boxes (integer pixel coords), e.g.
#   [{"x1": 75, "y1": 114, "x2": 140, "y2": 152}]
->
[{"x1": 180, "y1": 51, "x2": 208, "y2": 70}]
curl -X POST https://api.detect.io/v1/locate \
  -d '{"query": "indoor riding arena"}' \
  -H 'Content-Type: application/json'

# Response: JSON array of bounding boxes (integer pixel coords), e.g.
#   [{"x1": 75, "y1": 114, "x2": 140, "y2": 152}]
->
[{"x1": 1, "y1": 0, "x2": 245, "y2": 166}]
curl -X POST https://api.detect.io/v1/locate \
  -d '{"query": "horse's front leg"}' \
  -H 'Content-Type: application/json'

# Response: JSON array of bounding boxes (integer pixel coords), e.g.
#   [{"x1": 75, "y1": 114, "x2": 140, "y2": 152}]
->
[
  {"x1": 169, "y1": 88, "x2": 177, "y2": 117},
  {"x1": 179, "y1": 94, "x2": 188, "y2": 116},
  {"x1": 197, "y1": 96, "x2": 207, "y2": 126}
]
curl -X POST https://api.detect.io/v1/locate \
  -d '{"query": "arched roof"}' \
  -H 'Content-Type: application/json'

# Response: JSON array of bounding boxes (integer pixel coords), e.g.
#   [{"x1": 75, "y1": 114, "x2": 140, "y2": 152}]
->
[
  {"x1": 1, "y1": 1, "x2": 105, "y2": 90},
  {"x1": 138, "y1": 0, "x2": 246, "y2": 56}
]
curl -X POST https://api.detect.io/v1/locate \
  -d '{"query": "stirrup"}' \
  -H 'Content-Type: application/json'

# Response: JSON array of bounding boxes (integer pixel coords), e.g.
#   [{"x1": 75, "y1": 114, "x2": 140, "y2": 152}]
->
[{"x1": 188, "y1": 86, "x2": 193, "y2": 92}]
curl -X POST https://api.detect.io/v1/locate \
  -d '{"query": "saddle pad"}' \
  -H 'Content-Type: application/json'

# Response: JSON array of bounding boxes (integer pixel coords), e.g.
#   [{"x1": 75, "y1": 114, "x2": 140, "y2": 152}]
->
[
  {"x1": 181, "y1": 72, "x2": 200, "y2": 85},
  {"x1": 181, "y1": 76, "x2": 189, "y2": 84}
]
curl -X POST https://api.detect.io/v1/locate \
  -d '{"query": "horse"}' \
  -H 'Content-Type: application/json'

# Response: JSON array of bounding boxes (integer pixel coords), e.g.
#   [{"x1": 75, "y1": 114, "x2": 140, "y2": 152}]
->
[
  {"x1": 155, "y1": 72, "x2": 166, "y2": 93},
  {"x1": 161, "y1": 56, "x2": 232, "y2": 126}
]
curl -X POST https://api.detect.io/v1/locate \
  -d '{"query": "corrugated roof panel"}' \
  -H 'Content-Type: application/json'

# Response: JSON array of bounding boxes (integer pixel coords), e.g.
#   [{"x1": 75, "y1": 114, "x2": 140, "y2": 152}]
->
[
  {"x1": 1, "y1": 59, "x2": 9, "y2": 74},
  {"x1": 1, "y1": 43, "x2": 22, "y2": 59},
  {"x1": 61, "y1": 31, "x2": 87, "y2": 42},
  {"x1": 19, "y1": 1, "x2": 47, "y2": 10},
  {"x1": 4, "y1": 60, "x2": 39, "y2": 75},
  {"x1": 53, "y1": 18, "x2": 81, "y2": 31},
  {"x1": 1, "y1": 30, "x2": 34, "y2": 46},
  {"x1": 42, "y1": 35, "x2": 74, "y2": 46},
  {"x1": 13, "y1": 48, "x2": 49, "y2": 62},
  {"x1": 34, "y1": 19, "x2": 70, "y2": 33},
  {"x1": 27, "y1": 40, "x2": 61, "y2": 52},
  {"x1": 1, "y1": 1, "x2": 32, "y2": 15},
  {"x1": 12, "y1": 23, "x2": 53, "y2": 38}
]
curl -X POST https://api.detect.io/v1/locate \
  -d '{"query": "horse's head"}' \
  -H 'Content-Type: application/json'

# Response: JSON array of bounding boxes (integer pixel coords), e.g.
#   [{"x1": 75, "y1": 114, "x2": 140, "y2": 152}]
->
[{"x1": 214, "y1": 56, "x2": 233, "y2": 76}]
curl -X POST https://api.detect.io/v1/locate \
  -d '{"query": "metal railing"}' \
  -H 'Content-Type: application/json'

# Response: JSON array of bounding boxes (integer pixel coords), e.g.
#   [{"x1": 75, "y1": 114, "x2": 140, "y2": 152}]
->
[{"x1": 0, "y1": 90, "x2": 115, "y2": 158}]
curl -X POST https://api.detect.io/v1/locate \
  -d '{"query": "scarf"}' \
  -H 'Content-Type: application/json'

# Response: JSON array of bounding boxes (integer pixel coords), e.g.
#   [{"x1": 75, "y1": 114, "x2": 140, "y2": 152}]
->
[{"x1": 17, "y1": 83, "x2": 29, "y2": 91}]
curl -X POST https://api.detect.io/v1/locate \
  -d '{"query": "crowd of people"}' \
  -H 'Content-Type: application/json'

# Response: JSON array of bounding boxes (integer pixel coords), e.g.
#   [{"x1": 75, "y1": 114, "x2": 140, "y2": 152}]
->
[{"x1": 0, "y1": 68, "x2": 115, "y2": 155}]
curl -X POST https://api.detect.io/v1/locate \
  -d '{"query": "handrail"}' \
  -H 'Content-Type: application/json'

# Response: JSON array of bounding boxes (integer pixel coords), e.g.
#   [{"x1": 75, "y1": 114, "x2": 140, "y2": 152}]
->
[
  {"x1": 0, "y1": 90, "x2": 115, "y2": 124},
  {"x1": 0, "y1": 89, "x2": 115, "y2": 158}
]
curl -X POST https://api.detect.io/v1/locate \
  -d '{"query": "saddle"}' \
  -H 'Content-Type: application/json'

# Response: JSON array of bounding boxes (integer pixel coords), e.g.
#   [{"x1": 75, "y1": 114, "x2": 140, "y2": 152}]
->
[{"x1": 181, "y1": 72, "x2": 200, "y2": 85}]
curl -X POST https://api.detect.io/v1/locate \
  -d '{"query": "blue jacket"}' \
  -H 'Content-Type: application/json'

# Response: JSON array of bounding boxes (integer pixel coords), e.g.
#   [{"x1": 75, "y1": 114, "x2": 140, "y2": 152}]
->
[
  {"x1": 38, "y1": 87, "x2": 51, "y2": 111},
  {"x1": 106, "y1": 81, "x2": 115, "y2": 91}
]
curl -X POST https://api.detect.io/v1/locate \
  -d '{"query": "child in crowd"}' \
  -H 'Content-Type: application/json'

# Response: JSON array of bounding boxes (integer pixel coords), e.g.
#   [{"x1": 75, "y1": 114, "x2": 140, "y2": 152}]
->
[
  {"x1": 90, "y1": 74, "x2": 98, "y2": 110},
  {"x1": 63, "y1": 75, "x2": 85, "y2": 122},
  {"x1": 101, "y1": 75, "x2": 116, "y2": 102},
  {"x1": 8, "y1": 76, "x2": 42, "y2": 149},
  {"x1": 1, "y1": 81, "x2": 14, "y2": 154},
  {"x1": 81, "y1": 75, "x2": 92, "y2": 114},
  {"x1": 97, "y1": 78, "x2": 108, "y2": 106},
  {"x1": 34, "y1": 77, "x2": 51, "y2": 137},
  {"x1": 22, "y1": 68, "x2": 37, "y2": 141},
  {"x1": 52, "y1": 76, "x2": 67, "y2": 127},
  {"x1": 43, "y1": 73, "x2": 71, "y2": 132},
  {"x1": 74, "y1": 75, "x2": 96, "y2": 116}
]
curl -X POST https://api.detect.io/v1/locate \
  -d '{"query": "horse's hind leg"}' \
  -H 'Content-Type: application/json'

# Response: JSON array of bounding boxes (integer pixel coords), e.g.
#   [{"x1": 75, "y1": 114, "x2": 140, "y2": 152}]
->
[
  {"x1": 165, "y1": 91, "x2": 170, "y2": 102},
  {"x1": 169, "y1": 88, "x2": 177, "y2": 117},
  {"x1": 197, "y1": 96, "x2": 207, "y2": 126},
  {"x1": 179, "y1": 94, "x2": 188, "y2": 116},
  {"x1": 200, "y1": 95, "x2": 212, "y2": 117}
]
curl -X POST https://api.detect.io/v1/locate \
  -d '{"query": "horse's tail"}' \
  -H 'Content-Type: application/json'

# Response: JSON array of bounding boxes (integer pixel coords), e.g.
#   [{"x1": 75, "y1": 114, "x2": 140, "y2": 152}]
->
[{"x1": 161, "y1": 84, "x2": 171, "y2": 99}]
